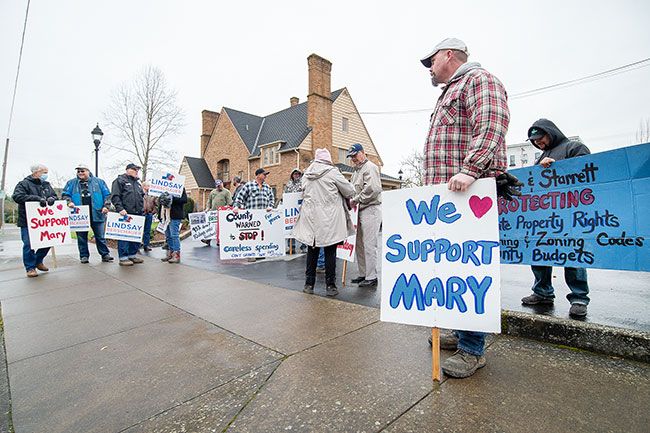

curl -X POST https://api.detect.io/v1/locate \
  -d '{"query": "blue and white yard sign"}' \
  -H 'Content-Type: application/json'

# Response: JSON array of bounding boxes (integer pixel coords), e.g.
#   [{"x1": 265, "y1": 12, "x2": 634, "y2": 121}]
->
[
  {"x1": 499, "y1": 143, "x2": 650, "y2": 271},
  {"x1": 381, "y1": 179, "x2": 501, "y2": 333}
]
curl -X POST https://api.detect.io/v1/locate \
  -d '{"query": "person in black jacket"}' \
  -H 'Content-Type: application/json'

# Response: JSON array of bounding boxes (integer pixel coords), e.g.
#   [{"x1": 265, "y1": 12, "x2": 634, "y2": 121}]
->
[
  {"x1": 111, "y1": 163, "x2": 145, "y2": 266},
  {"x1": 159, "y1": 188, "x2": 187, "y2": 263},
  {"x1": 521, "y1": 119, "x2": 591, "y2": 318},
  {"x1": 11, "y1": 164, "x2": 58, "y2": 277}
]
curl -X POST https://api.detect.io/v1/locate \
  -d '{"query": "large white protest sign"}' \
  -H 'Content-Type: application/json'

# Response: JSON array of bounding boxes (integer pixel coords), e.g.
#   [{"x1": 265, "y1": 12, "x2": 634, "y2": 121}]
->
[
  {"x1": 147, "y1": 170, "x2": 186, "y2": 197},
  {"x1": 218, "y1": 208, "x2": 285, "y2": 259},
  {"x1": 282, "y1": 192, "x2": 302, "y2": 238},
  {"x1": 336, "y1": 205, "x2": 358, "y2": 262},
  {"x1": 189, "y1": 211, "x2": 217, "y2": 240},
  {"x1": 26, "y1": 200, "x2": 72, "y2": 249},
  {"x1": 68, "y1": 205, "x2": 91, "y2": 232},
  {"x1": 105, "y1": 212, "x2": 145, "y2": 242},
  {"x1": 380, "y1": 179, "x2": 501, "y2": 333}
]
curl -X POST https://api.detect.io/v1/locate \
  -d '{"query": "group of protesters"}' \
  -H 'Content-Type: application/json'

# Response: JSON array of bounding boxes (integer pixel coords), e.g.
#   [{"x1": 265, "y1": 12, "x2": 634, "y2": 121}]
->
[
  {"x1": 12, "y1": 162, "x2": 188, "y2": 274},
  {"x1": 11, "y1": 36, "x2": 594, "y2": 381}
]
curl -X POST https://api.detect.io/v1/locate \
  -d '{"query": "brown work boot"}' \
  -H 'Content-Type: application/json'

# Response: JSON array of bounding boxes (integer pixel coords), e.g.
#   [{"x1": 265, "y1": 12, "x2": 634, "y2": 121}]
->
[
  {"x1": 161, "y1": 251, "x2": 173, "y2": 262},
  {"x1": 129, "y1": 257, "x2": 144, "y2": 264},
  {"x1": 119, "y1": 259, "x2": 134, "y2": 266},
  {"x1": 26, "y1": 269, "x2": 38, "y2": 278},
  {"x1": 442, "y1": 350, "x2": 487, "y2": 378},
  {"x1": 167, "y1": 251, "x2": 180, "y2": 264},
  {"x1": 36, "y1": 263, "x2": 49, "y2": 272}
]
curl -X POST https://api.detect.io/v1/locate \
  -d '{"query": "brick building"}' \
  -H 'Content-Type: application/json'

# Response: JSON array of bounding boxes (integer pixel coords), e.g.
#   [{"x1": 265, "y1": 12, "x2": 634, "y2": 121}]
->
[{"x1": 181, "y1": 53, "x2": 400, "y2": 210}]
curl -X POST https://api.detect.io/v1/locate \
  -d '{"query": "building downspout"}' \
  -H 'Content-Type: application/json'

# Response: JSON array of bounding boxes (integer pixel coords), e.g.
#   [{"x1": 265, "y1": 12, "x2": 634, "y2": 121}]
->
[{"x1": 294, "y1": 149, "x2": 300, "y2": 170}]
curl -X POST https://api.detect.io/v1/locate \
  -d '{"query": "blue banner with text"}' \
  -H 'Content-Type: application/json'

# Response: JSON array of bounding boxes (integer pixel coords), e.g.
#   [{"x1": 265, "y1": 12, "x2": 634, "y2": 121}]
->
[{"x1": 498, "y1": 142, "x2": 650, "y2": 271}]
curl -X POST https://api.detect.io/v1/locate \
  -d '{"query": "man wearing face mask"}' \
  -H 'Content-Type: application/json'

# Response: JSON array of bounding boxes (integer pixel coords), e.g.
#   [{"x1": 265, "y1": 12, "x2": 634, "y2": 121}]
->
[
  {"x1": 62, "y1": 164, "x2": 113, "y2": 263},
  {"x1": 420, "y1": 38, "x2": 511, "y2": 378},
  {"x1": 12, "y1": 164, "x2": 58, "y2": 277}
]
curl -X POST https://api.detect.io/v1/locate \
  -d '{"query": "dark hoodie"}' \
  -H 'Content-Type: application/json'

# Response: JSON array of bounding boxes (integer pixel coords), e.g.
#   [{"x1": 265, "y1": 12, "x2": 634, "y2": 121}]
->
[
  {"x1": 12, "y1": 176, "x2": 58, "y2": 227},
  {"x1": 528, "y1": 119, "x2": 590, "y2": 164}
]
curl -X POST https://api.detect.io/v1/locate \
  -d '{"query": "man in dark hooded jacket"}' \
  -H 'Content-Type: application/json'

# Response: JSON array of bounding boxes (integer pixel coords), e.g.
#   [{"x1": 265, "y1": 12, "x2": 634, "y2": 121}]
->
[{"x1": 521, "y1": 118, "x2": 591, "y2": 318}]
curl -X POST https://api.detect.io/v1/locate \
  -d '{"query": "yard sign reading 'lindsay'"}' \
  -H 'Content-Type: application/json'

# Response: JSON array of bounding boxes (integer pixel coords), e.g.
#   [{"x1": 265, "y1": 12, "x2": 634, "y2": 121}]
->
[
  {"x1": 68, "y1": 205, "x2": 90, "y2": 232},
  {"x1": 218, "y1": 208, "x2": 285, "y2": 259},
  {"x1": 147, "y1": 170, "x2": 186, "y2": 197},
  {"x1": 104, "y1": 212, "x2": 145, "y2": 243},
  {"x1": 499, "y1": 142, "x2": 650, "y2": 271},
  {"x1": 381, "y1": 179, "x2": 501, "y2": 333},
  {"x1": 336, "y1": 205, "x2": 358, "y2": 262},
  {"x1": 283, "y1": 192, "x2": 302, "y2": 238},
  {"x1": 26, "y1": 200, "x2": 72, "y2": 249}
]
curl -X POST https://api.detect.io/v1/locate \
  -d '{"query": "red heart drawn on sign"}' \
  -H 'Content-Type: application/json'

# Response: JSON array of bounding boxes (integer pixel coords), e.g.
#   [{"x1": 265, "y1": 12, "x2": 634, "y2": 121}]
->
[
  {"x1": 469, "y1": 195, "x2": 492, "y2": 219},
  {"x1": 56, "y1": 204, "x2": 63, "y2": 210}
]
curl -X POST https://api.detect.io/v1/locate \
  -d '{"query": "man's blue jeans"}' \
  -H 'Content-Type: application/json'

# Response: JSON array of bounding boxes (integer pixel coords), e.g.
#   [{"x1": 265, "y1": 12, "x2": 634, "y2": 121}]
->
[
  {"x1": 317, "y1": 248, "x2": 325, "y2": 268},
  {"x1": 20, "y1": 227, "x2": 50, "y2": 271},
  {"x1": 77, "y1": 220, "x2": 110, "y2": 259},
  {"x1": 117, "y1": 240, "x2": 140, "y2": 260},
  {"x1": 457, "y1": 331, "x2": 486, "y2": 356},
  {"x1": 165, "y1": 219, "x2": 182, "y2": 252},
  {"x1": 531, "y1": 265, "x2": 590, "y2": 305},
  {"x1": 142, "y1": 214, "x2": 153, "y2": 247}
]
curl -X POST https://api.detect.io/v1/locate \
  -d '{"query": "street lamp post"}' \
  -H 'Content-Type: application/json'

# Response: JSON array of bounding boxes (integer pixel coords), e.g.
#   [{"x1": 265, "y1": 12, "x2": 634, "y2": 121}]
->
[
  {"x1": 398, "y1": 168, "x2": 404, "y2": 188},
  {"x1": 91, "y1": 123, "x2": 104, "y2": 176}
]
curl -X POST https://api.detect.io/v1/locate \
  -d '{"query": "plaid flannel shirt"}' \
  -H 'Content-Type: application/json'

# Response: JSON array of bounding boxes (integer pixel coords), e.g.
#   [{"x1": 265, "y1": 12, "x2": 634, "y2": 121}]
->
[
  {"x1": 233, "y1": 180, "x2": 275, "y2": 209},
  {"x1": 423, "y1": 67, "x2": 509, "y2": 185}
]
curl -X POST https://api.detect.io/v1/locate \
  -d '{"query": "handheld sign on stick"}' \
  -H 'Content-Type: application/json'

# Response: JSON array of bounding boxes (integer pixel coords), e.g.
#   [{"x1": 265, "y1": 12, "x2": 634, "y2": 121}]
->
[{"x1": 380, "y1": 179, "x2": 501, "y2": 381}]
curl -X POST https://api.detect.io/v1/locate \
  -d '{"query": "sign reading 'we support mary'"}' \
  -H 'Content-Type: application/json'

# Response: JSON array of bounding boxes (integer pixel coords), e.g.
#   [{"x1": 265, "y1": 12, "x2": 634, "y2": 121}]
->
[
  {"x1": 381, "y1": 179, "x2": 501, "y2": 333},
  {"x1": 499, "y1": 143, "x2": 650, "y2": 271},
  {"x1": 148, "y1": 170, "x2": 186, "y2": 198},
  {"x1": 26, "y1": 200, "x2": 72, "y2": 249}
]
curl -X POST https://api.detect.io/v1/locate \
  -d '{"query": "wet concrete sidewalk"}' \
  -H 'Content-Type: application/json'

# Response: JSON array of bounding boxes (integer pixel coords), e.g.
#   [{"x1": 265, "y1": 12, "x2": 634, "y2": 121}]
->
[
  {"x1": 145, "y1": 237, "x2": 650, "y2": 332},
  {"x1": 1, "y1": 252, "x2": 649, "y2": 432}
]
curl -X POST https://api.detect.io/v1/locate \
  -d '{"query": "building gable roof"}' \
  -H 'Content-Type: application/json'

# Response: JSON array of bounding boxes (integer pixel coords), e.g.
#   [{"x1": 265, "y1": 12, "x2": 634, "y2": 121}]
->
[
  {"x1": 224, "y1": 88, "x2": 345, "y2": 158},
  {"x1": 183, "y1": 156, "x2": 215, "y2": 189}
]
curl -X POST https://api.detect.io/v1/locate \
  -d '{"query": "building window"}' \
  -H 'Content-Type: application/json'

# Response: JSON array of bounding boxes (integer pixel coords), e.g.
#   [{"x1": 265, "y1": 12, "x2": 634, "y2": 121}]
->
[
  {"x1": 338, "y1": 148, "x2": 348, "y2": 164},
  {"x1": 509, "y1": 155, "x2": 516, "y2": 167},
  {"x1": 262, "y1": 144, "x2": 280, "y2": 166},
  {"x1": 342, "y1": 117, "x2": 349, "y2": 132},
  {"x1": 217, "y1": 159, "x2": 230, "y2": 181},
  {"x1": 521, "y1": 154, "x2": 528, "y2": 165},
  {"x1": 535, "y1": 152, "x2": 541, "y2": 160}
]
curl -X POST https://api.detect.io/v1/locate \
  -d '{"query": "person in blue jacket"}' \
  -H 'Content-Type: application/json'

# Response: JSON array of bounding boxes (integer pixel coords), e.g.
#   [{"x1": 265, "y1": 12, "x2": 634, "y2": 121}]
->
[{"x1": 62, "y1": 163, "x2": 113, "y2": 263}]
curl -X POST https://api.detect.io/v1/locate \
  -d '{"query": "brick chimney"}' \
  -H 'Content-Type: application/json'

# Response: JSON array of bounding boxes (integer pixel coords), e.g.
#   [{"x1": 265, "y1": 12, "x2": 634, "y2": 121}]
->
[
  {"x1": 290, "y1": 96, "x2": 299, "y2": 106},
  {"x1": 307, "y1": 54, "x2": 333, "y2": 156},
  {"x1": 201, "y1": 110, "x2": 219, "y2": 157}
]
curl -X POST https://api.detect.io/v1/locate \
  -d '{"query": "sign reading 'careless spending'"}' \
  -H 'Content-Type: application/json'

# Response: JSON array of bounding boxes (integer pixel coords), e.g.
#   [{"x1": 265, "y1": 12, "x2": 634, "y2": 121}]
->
[
  {"x1": 499, "y1": 143, "x2": 650, "y2": 271},
  {"x1": 218, "y1": 208, "x2": 285, "y2": 259},
  {"x1": 147, "y1": 170, "x2": 186, "y2": 198},
  {"x1": 381, "y1": 179, "x2": 501, "y2": 333}
]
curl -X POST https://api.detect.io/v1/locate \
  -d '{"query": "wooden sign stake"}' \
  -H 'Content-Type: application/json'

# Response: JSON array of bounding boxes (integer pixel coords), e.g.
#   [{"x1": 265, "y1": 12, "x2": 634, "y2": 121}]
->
[
  {"x1": 51, "y1": 246, "x2": 58, "y2": 269},
  {"x1": 432, "y1": 327, "x2": 441, "y2": 382},
  {"x1": 341, "y1": 260, "x2": 347, "y2": 287}
]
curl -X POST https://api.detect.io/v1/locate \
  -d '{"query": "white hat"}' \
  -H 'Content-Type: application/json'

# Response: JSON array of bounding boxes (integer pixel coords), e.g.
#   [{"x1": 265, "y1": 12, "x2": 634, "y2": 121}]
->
[
  {"x1": 75, "y1": 163, "x2": 91, "y2": 170},
  {"x1": 420, "y1": 38, "x2": 469, "y2": 68}
]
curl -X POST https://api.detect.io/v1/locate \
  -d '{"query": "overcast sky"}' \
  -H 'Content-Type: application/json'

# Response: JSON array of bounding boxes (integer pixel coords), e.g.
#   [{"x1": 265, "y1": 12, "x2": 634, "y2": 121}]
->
[{"x1": 2, "y1": 0, "x2": 649, "y2": 192}]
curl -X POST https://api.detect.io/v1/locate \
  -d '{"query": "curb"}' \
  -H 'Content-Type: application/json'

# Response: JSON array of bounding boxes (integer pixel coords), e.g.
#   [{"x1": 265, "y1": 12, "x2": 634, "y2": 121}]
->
[{"x1": 502, "y1": 310, "x2": 650, "y2": 363}]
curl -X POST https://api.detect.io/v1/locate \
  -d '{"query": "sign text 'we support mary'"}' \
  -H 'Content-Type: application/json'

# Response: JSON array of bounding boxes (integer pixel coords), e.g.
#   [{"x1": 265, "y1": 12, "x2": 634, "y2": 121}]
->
[
  {"x1": 499, "y1": 143, "x2": 650, "y2": 271},
  {"x1": 381, "y1": 179, "x2": 501, "y2": 333}
]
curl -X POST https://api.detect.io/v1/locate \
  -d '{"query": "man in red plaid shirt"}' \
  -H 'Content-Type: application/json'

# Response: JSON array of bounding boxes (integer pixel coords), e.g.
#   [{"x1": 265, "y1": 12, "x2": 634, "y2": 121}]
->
[{"x1": 421, "y1": 38, "x2": 510, "y2": 378}]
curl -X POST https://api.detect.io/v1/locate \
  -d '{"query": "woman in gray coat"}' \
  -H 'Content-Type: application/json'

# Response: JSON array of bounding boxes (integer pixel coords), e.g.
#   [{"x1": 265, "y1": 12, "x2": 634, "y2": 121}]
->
[{"x1": 292, "y1": 148, "x2": 355, "y2": 297}]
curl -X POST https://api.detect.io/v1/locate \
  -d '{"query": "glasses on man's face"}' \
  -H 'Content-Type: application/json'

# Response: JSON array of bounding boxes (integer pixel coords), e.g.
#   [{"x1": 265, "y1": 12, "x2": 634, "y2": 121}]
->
[{"x1": 77, "y1": 170, "x2": 87, "y2": 173}]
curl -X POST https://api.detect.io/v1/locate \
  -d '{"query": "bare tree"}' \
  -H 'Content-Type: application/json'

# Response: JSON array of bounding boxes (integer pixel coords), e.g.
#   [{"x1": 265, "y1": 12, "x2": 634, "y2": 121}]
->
[
  {"x1": 636, "y1": 118, "x2": 650, "y2": 144},
  {"x1": 399, "y1": 149, "x2": 425, "y2": 188},
  {"x1": 104, "y1": 66, "x2": 185, "y2": 181}
]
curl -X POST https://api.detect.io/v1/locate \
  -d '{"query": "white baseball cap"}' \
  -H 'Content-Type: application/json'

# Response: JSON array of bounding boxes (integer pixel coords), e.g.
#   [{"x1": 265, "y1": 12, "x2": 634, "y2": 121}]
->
[{"x1": 420, "y1": 38, "x2": 469, "y2": 68}]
